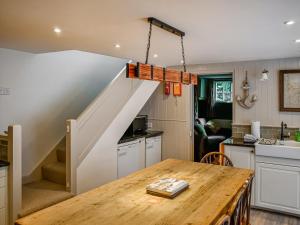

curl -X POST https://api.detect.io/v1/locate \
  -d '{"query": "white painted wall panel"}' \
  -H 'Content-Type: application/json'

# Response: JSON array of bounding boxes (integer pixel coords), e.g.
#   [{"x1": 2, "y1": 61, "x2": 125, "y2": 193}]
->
[{"x1": 141, "y1": 57, "x2": 300, "y2": 161}]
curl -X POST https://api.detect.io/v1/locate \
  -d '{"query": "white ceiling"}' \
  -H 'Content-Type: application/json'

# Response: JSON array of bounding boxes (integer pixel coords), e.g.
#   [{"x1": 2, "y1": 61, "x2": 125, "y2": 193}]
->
[{"x1": 1, "y1": 0, "x2": 300, "y2": 66}]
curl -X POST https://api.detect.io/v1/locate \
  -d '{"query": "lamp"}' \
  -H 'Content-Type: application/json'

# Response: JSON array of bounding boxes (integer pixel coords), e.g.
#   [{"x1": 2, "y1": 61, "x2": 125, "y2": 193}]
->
[{"x1": 260, "y1": 69, "x2": 269, "y2": 81}]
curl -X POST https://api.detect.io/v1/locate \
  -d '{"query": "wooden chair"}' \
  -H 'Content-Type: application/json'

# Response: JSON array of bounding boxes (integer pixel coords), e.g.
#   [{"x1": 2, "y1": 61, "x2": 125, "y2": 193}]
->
[
  {"x1": 200, "y1": 152, "x2": 233, "y2": 167},
  {"x1": 216, "y1": 215, "x2": 230, "y2": 225},
  {"x1": 228, "y1": 174, "x2": 254, "y2": 225}
]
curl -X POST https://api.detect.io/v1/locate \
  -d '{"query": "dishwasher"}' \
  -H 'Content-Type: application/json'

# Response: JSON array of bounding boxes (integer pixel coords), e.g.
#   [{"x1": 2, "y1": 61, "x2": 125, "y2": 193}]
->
[{"x1": 117, "y1": 138, "x2": 145, "y2": 178}]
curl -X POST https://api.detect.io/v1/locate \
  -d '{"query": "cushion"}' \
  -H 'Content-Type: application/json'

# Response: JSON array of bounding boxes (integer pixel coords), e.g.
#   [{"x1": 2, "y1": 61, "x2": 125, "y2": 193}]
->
[{"x1": 205, "y1": 120, "x2": 221, "y2": 134}]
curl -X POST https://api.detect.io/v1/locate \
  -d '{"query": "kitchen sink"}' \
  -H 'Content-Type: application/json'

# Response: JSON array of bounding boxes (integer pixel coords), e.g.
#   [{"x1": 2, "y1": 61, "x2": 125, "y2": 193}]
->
[{"x1": 255, "y1": 140, "x2": 300, "y2": 159}]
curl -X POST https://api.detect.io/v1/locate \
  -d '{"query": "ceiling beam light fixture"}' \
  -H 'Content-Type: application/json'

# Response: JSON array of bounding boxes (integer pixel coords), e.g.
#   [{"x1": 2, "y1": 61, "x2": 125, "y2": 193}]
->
[
  {"x1": 284, "y1": 20, "x2": 295, "y2": 26},
  {"x1": 53, "y1": 27, "x2": 61, "y2": 34},
  {"x1": 126, "y1": 17, "x2": 197, "y2": 87}
]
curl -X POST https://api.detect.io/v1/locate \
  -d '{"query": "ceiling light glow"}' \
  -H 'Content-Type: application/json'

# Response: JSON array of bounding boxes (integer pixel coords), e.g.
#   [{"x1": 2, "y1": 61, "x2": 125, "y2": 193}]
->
[
  {"x1": 115, "y1": 44, "x2": 121, "y2": 48},
  {"x1": 295, "y1": 39, "x2": 300, "y2": 43},
  {"x1": 53, "y1": 27, "x2": 62, "y2": 34},
  {"x1": 153, "y1": 54, "x2": 158, "y2": 58},
  {"x1": 284, "y1": 20, "x2": 295, "y2": 25}
]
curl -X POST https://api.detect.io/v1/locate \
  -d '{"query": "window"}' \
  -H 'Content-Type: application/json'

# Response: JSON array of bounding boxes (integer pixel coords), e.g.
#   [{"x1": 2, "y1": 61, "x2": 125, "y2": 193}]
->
[{"x1": 215, "y1": 81, "x2": 232, "y2": 103}]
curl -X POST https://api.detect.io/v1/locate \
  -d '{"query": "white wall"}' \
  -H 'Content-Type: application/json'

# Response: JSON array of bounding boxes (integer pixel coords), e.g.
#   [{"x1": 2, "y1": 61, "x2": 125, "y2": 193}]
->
[
  {"x1": 140, "y1": 83, "x2": 193, "y2": 161},
  {"x1": 188, "y1": 57, "x2": 300, "y2": 127},
  {"x1": 0, "y1": 48, "x2": 127, "y2": 176},
  {"x1": 141, "y1": 57, "x2": 300, "y2": 161}
]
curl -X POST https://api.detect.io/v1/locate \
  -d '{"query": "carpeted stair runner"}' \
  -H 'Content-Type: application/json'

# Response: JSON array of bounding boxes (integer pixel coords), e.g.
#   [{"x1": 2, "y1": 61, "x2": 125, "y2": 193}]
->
[{"x1": 21, "y1": 141, "x2": 72, "y2": 217}]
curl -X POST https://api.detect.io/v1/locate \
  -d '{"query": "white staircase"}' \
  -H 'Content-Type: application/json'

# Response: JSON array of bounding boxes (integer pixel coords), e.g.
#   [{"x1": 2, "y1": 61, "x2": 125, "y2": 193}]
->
[
  {"x1": 17, "y1": 61, "x2": 159, "y2": 219},
  {"x1": 67, "y1": 64, "x2": 159, "y2": 194}
]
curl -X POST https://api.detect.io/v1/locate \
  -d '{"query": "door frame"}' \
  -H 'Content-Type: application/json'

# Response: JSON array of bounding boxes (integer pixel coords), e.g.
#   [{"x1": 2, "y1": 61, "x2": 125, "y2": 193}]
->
[{"x1": 187, "y1": 69, "x2": 235, "y2": 161}]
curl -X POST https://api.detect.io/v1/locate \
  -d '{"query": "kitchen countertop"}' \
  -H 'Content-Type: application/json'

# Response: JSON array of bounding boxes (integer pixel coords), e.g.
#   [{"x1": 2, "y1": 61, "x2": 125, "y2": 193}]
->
[
  {"x1": 118, "y1": 130, "x2": 163, "y2": 144},
  {"x1": 15, "y1": 159, "x2": 253, "y2": 225},
  {"x1": 223, "y1": 137, "x2": 256, "y2": 147},
  {"x1": 0, "y1": 160, "x2": 10, "y2": 167}
]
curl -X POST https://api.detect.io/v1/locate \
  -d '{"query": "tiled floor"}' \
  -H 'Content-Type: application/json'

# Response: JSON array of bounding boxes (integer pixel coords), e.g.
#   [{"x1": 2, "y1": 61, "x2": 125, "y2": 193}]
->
[{"x1": 251, "y1": 209, "x2": 300, "y2": 225}]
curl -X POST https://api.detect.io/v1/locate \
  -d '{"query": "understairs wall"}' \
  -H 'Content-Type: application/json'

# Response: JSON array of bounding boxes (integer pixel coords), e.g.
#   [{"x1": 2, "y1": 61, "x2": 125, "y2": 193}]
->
[{"x1": 0, "y1": 48, "x2": 127, "y2": 177}]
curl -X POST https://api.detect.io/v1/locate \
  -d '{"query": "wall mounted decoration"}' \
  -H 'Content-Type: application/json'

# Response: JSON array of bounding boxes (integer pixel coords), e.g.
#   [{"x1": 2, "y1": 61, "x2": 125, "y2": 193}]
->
[
  {"x1": 260, "y1": 69, "x2": 269, "y2": 81},
  {"x1": 164, "y1": 82, "x2": 171, "y2": 95},
  {"x1": 173, "y1": 83, "x2": 182, "y2": 96},
  {"x1": 279, "y1": 70, "x2": 300, "y2": 112},
  {"x1": 236, "y1": 71, "x2": 257, "y2": 109},
  {"x1": 126, "y1": 17, "x2": 198, "y2": 88}
]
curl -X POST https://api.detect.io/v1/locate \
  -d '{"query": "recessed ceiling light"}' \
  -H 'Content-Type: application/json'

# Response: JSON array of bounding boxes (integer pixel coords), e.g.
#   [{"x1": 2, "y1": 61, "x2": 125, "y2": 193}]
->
[
  {"x1": 53, "y1": 27, "x2": 62, "y2": 34},
  {"x1": 295, "y1": 39, "x2": 300, "y2": 43},
  {"x1": 114, "y1": 44, "x2": 121, "y2": 48},
  {"x1": 153, "y1": 54, "x2": 158, "y2": 58},
  {"x1": 284, "y1": 20, "x2": 295, "y2": 26},
  {"x1": 180, "y1": 60, "x2": 184, "y2": 64}
]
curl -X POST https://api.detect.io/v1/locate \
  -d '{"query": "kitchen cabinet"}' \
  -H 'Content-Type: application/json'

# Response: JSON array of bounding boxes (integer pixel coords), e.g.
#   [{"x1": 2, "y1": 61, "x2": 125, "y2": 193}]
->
[
  {"x1": 0, "y1": 167, "x2": 7, "y2": 225},
  {"x1": 224, "y1": 145, "x2": 255, "y2": 170},
  {"x1": 224, "y1": 145, "x2": 255, "y2": 205},
  {"x1": 117, "y1": 138, "x2": 145, "y2": 178},
  {"x1": 146, "y1": 136, "x2": 161, "y2": 167},
  {"x1": 255, "y1": 157, "x2": 300, "y2": 215}
]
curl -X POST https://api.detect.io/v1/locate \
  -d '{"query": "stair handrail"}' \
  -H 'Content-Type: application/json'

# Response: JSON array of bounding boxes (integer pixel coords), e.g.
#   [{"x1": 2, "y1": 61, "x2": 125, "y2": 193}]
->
[{"x1": 76, "y1": 60, "x2": 132, "y2": 128}]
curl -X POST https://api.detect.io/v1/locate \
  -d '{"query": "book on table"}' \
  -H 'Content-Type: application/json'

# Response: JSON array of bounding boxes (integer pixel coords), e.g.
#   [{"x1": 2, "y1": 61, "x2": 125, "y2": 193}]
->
[{"x1": 146, "y1": 178, "x2": 189, "y2": 198}]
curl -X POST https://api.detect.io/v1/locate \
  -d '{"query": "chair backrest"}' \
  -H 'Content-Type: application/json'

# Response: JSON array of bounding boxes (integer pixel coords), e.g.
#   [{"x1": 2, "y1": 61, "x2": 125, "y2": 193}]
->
[
  {"x1": 215, "y1": 215, "x2": 230, "y2": 225},
  {"x1": 200, "y1": 152, "x2": 233, "y2": 167},
  {"x1": 228, "y1": 174, "x2": 254, "y2": 225}
]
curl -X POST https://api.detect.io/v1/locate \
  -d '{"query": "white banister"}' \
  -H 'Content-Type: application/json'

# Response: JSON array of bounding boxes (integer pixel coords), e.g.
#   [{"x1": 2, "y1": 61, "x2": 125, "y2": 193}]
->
[
  {"x1": 66, "y1": 119, "x2": 78, "y2": 194},
  {"x1": 7, "y1": 125, "x2": 22, "y2": 225}
]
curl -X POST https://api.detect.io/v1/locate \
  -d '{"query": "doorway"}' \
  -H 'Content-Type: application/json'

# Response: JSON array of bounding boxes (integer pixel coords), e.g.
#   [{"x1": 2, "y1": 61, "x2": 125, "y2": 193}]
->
[{"x1": 193, "y1": 74, "x2": 233, "y2": 162}]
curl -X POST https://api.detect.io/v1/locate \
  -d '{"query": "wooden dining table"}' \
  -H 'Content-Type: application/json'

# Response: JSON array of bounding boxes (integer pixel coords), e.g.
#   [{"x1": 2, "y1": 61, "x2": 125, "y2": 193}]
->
[{"x1": 16, "y1": 159, "x2": 253, "y2": 225}]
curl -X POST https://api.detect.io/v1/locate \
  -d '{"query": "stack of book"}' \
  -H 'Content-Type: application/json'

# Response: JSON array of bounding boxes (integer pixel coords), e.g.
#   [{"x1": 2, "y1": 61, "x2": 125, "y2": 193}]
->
[{"x1": 146, "y1": 178, "x2": 189, "y2": 199}]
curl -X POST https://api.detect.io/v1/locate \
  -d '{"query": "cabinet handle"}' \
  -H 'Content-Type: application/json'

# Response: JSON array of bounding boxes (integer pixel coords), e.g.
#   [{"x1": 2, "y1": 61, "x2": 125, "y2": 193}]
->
[{"x1": 251, "y1": 150, "x2": 254, "y2": 153}]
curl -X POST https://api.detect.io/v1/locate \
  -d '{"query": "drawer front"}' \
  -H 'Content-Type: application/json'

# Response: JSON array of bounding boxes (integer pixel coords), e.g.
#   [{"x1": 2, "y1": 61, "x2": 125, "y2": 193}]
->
[
  {"x1": 0, "y1": 168, "x2": 6, "y2": 178},
  {"x1": 0, "y1": 177, "x2": 5, "y2": 188},
  {"x1": 0, "y1": 187, "x2": 6, "y2": 209}
]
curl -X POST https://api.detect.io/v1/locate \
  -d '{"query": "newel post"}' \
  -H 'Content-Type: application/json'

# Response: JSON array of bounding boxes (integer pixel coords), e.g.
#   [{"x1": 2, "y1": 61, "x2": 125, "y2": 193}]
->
[
  {"x1": 66, "y1": 119, "x2": 78, "y2": 195},
  {"x1": 7, "y1": 125, "x2": 22, "y2": 225}
]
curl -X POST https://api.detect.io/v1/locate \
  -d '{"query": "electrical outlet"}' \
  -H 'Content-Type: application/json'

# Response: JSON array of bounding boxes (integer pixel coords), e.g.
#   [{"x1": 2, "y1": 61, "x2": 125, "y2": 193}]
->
[
  {"x1": 0, "y1": 87, "x2": 10, "y2": 95},
  {"x1": 147, "y1": 122, "x2": 153, "y2": 129}
]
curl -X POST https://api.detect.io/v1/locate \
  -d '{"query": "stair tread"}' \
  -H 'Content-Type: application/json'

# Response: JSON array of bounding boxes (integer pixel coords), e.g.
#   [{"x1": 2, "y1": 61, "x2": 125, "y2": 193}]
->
[
  {"x1": 42, "y1": 162, "x2": 66, "y2": 185},
  {"x1": 20, "y1": 180, "x2": 73, "y2": 218},
  {"x1": 42, "y1": 162, "x2": 66, "y2": 174},
  {"x1": 56, "y1": 148, "x2": 66, "y2": 163}
]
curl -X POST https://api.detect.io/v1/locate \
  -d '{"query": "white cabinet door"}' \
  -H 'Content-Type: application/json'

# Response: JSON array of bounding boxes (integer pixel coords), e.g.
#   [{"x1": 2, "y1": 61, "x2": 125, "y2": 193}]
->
[
  {"x1": 256, "y1": 162, "x2": 300, "y2": 215},
  {"x1": 146, "y1": 136, "x2": 162, "y2": 167},
  {"x1": 0, "y1": 167, "x2": 7, "y2": 225},
  {"x1": 117, "y1": 138, "x2": 145, "y2": 178},
  {"x1": 224, "y1": 145, "x2": 255, "y2": 169},
  {"x1": 224, "y1": 145, "x2": 255, "y2": 206}
]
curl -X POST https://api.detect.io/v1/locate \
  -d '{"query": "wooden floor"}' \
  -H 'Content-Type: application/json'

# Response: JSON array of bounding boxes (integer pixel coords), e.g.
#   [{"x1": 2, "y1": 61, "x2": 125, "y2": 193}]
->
[{"x1": 251, "y1": 209, "x2": 300, "y2": 225}]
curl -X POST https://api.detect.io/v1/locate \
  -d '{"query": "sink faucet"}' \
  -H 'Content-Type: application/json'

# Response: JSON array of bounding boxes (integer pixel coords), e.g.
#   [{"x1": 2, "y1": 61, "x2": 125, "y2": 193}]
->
[{"x1": 280, "y1": 121, "x2": 290, "y2": 141}]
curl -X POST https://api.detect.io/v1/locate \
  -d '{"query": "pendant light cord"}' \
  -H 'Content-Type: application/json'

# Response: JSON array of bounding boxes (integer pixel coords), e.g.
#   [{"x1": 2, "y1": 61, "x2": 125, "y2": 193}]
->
[
  {"x1": 145, "y1": 20, "x2": 187, "y2": 72},
  {"x1": 181, "y1": 35, "x2": 186, "y2": 72},
  {"x1": 145, "y1": 21, "x2": 152, "y2": 64}
]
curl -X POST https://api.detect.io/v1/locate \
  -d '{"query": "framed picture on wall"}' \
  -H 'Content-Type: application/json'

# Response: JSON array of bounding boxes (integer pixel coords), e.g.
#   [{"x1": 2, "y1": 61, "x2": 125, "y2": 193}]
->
[
  {"x1": 173, "y1": 83, "x2": 182, "y2": 96},
  {"x1": 279, "y1": 70, "x2": 300, "y2": 112}
]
